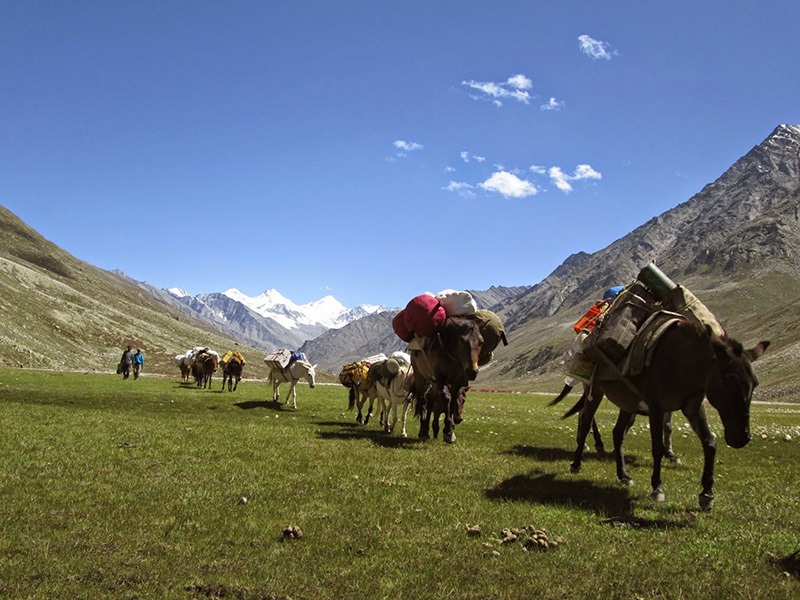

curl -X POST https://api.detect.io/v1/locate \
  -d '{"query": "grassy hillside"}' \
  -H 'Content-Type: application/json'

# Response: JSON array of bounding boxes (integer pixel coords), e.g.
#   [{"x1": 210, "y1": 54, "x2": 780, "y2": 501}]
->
[{"x1": 0, "y1": 205, "x2": 271, "y2": 378}]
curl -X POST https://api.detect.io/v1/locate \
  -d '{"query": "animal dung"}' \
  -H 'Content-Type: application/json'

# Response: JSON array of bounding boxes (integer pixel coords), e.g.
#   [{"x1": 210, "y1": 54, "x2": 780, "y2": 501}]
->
[
  {"x1": 476, "y1": 525, "x2": 563, "y2": 552},
  {"x1": 465, "y1": 524, "x2": 482, "y2": 537},
  {"x1": 282, "y1": 525, "x2": 303, "y2": 540}
]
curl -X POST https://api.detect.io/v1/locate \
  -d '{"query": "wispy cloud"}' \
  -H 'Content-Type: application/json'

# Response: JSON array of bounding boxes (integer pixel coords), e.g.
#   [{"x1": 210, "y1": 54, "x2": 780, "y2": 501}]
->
[
  {"x1": 548, "y1": 164, "x2": 602, "y2": 193},
  {"x1": 460, "y1": 151, "x2": 486, "y2": 163},
  {"x1": 540, "y1": 97, "x2": 565, "y2": 111},
  {"x1": 443, "y1": 181, "x2": 476, "y2": 198},
  {"x1": 478, "y1": 171, "x2": 539, "y2": 198},
  {"x1": 393, "y1": 139, "x2": 423, "y2": 158},
  {"x1": 578, "y1": 34, "x2": 617, "y2": 60},
  {"x1": 462, "y1": 74, "x2": 533, "y2": 107}
]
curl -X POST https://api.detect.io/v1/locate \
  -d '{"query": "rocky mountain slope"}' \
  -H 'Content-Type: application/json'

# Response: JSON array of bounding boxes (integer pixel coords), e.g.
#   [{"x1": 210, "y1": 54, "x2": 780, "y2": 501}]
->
[{"x1": 481, "y1": 124, "x2": 800, "y2": 397}]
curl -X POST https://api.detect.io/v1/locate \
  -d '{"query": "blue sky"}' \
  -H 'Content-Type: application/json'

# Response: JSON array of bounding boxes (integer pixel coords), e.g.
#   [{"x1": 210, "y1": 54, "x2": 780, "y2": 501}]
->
[{"x1": 2, "y1": 1, "x2": 799, "y2": 309}]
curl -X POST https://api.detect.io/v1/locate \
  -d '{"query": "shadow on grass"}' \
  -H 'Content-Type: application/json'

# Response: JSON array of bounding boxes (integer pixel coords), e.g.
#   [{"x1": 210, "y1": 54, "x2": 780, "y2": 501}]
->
[
  {"x1": 505, "y1": 444, "x2": 642, "y2": 467},
  {"x1": 233, "y1": 400, "x2": 289, "y2": 412},
  {"x1": 770, "y1": 548, "x2": 800, "y2": 580},
  {"x1": 315, "y1": 421, "x2": 424, "y2": 449},
  {"x1": 485, "y1": 469, "x2": 696, "y2": 529}
]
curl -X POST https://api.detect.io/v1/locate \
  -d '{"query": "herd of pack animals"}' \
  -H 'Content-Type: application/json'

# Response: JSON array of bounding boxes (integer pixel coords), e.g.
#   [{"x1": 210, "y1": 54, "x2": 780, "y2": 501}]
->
[{"x1": 171, "y1": 270, "x2": 770, "y2": 511}]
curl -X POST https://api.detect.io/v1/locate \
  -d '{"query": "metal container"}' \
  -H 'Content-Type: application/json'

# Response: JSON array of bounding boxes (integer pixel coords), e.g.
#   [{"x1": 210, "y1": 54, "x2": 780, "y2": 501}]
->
[{"x1": 637, "y1": 263, "x2": 677, "y2": 299}]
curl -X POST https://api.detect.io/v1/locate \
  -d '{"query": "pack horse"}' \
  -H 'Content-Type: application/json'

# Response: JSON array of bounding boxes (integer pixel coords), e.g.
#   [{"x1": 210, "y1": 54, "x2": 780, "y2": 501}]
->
[{"x1": 265, "y1": 350, "x2": 317, "y2": 409}]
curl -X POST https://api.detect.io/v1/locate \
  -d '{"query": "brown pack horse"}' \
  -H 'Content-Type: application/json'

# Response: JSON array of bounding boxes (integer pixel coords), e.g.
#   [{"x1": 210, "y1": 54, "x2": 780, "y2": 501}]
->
[
  {"x1": 193, "y1": 352, "x2": 218, "y2": 389},
  {"x1": 572, "y1": 319, "x2": 768, "y2": 509},
  {"x1": 221, "y1": 357, "x2": 243, "y2": 392},
  {"x1": 551, "y1": 382, "x2": 680, "y2": 462},
  {"x1": 411, "y1": 316, "x2": 483, "y2": 444}
]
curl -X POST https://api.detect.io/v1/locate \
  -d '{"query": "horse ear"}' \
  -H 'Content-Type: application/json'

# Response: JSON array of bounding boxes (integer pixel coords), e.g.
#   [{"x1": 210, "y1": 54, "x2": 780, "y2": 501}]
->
[
  {"x1": 313, "y1": 364, "x2": 318, "y2": 370},
  {"x1": 744, "y1": 341, "x2": 770, "y2": 362}
]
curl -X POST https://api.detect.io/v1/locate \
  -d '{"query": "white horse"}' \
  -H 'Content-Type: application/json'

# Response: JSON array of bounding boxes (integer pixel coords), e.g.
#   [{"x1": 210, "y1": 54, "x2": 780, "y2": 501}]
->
[
  {"x1": 375, "y1": 363, "x2": 415, "y2": 437},
  {"x1": 266, "y1": 358, "x2": 317, "y2": 409}
]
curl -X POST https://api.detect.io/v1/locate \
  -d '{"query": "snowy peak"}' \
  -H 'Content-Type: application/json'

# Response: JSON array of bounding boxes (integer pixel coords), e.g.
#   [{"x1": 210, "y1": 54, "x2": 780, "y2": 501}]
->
[
  {"x1": 218, "y1": 288, "x2": 386, "y2": 330},
  {"x1": 167, "y1": 287, "x2": 192, "y2": 298}
]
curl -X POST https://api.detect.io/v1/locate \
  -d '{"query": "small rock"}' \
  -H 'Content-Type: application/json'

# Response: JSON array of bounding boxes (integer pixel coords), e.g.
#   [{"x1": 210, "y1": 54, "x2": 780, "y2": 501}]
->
[
  {"x1": 785, "y1": 434, "x2": 792, "y2": 442},
  {"x1": 238, "y1": 497, "x2": 248, "y2": 505}
]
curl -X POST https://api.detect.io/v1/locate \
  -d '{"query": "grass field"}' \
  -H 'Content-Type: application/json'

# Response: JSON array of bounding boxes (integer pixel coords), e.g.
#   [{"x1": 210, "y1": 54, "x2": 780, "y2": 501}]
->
[{"x1": 1, "y1": 368, "x2": 799, "y2": 600}]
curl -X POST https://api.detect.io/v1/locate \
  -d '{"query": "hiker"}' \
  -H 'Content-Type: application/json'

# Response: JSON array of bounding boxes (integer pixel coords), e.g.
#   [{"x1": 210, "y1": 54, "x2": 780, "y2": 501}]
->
[
  {"x1": 133, "y1": 348, "x2": 144, "y2": 380},
  {"x1": 120, "y1": 345, "x2": 134, "y2": 380}
]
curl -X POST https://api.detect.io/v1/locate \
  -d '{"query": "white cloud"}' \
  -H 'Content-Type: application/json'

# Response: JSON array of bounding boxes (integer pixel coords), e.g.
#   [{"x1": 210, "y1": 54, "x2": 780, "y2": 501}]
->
[
  {"x1": 540, "y1": 97, "x2": 565, "y2": 111},
  {"x1": 460, "y1": 151, "x2": 470, "y2": 162},
  {"x1": 479, "y1": 171, "x2": 539, "y2": 198},
  {"x1": 462, "y1": 74, "x2": 534, "y2": 107},
  {"x1": 549, "y1": 164, "x2": 602, "y2": 193},
  {"x1": 578, "y1": 34, "x2": 616, "y2": 60},
  {"x1": 549, "y1": 167, "x2": 573, "y2": 192},
  {"x1": 506, "y1": 74, "x2": 533, "y2": 90},
  {"x1": 473, "y1": 155, "x2": 486, "y2": 162},
  {"x1": 394, "y1": 140, "x2": 423, "y2": 154},
  {"x1": 445, "y1": 166, "x2": 456, "y2": 172},
  {"x1": 529, "y1": 165, "x2": 547, "y2": 175},
  {"x1": 443, "y1": 181, "x2": 476, "y2": 198}
]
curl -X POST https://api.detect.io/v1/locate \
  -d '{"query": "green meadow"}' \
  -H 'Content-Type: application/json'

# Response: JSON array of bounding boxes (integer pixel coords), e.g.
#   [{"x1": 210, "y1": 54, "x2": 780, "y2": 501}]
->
[{"x1": 1, "y1": 369, "x2": 798, "y2": 600}]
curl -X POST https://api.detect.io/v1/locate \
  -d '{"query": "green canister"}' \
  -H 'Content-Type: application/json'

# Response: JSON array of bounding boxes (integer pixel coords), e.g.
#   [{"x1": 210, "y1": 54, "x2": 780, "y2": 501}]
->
[{"x1": 637, "y1": 263, "x2": 677, "y2": 300}]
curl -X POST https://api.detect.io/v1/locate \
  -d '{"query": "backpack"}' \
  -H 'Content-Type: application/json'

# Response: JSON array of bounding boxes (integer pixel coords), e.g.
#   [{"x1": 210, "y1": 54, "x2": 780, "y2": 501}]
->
[{"x1": 392, "y1": 294, "x2": 447, "y2": 342}]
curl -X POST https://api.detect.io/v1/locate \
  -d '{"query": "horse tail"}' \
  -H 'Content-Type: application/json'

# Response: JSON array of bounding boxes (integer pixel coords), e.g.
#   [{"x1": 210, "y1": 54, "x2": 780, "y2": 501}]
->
[
  {"x1": 348, "y1": 387, "x2": 356, "y2": 410},
  {"x1": 561, "y1": 389, "x2": 588, "y2": 420},
  {"x1": 548, "y1": 382, "x2": 574, "y2": 407}
]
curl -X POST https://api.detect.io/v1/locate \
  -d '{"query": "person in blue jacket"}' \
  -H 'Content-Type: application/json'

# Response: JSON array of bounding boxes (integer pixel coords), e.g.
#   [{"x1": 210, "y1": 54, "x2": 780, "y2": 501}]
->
[{"x1": 133, "y1": 348, "x2": 144, "y2": 380}]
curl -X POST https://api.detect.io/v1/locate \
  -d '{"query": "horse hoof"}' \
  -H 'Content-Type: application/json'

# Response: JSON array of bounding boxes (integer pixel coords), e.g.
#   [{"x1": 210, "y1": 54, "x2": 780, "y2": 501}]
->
[
  {"x1": 699, "y1": 492, "x2": 715, "y2": 511},
  {"x1": 595, "y1": 445, "x2": 606, "y2": 455},
  {"x1": 444, "y1": 434, "x2": 456, "y2": 444},
  {"x1": 419, "y1": 434, "x2": 430, "y2": 441},
  {"x1": 621, "y1": 477, "x2": 634, "y2": 487},
  {"x1": 569, "y1": 464, "x2": 582, "y2": 474},
  {"x1": 650, "y1": 488, "x2": 665, "y2": 502},
  {"x1": 668, "y1": 455, "x2": 682, "y2": 465}
]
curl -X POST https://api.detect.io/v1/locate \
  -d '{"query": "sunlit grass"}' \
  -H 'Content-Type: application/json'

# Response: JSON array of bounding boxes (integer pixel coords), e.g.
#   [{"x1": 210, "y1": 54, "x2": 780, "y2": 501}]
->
[{"x1": 1, "y1": 368, "x2": 798, "y2": 599}]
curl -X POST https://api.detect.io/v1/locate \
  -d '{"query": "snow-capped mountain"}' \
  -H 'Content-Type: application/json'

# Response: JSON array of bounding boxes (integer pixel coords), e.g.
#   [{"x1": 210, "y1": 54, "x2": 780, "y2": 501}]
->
[{"x1": 221, "y1": 288, "x2": 386, "y2": 330}]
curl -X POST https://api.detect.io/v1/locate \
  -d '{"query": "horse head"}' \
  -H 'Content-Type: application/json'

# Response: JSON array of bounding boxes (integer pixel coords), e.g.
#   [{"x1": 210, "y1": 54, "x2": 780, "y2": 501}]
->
[
  {"x1": 439, "y1": 317, "x2": 484, "y2": 382},
  {"x1": 705, "y1": 331, "x2": 769, "y2": 448},
  {"x1": 301, "y1": 361, "x2": 317, "y2": 388}
]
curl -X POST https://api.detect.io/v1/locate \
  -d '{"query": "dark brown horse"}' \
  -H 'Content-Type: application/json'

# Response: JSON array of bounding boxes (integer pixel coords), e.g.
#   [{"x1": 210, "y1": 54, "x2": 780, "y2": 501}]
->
[
  {"x1": 193, "y1": 352, "x2": 218, "y2": 389},
  {"x1": 572, "y1": 319, "x2": 768, "y2": 509},
  {"x1": 423, "y1": 383, "x2": 467, "y2": 441},
  {"x1": 411, "y1": 316, "x2": 483, "y2": 444},
  {"x1": 222, "y1": 357, "x2": 243, "y2": 392},
  {"x1": 551, "y1": 382, "x2": 679, "y2": 462}
]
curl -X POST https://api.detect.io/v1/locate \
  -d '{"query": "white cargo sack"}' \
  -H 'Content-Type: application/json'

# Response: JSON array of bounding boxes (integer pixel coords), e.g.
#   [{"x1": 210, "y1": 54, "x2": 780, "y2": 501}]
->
[
  {"x1": 436, "y1": 289, "x2": 477, "y2": 316},
  {"x1": 264, "y1": 348, "x2": 293, "y2": 368}
]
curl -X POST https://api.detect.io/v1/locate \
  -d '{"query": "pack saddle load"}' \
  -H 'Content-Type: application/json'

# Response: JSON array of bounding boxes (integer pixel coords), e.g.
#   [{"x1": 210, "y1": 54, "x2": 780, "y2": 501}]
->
[
  {"x1": 220, "y1": 350, "x2": 246, "y2": 367},
  {"x1": 264, "y1": 349, "x2": 305, "y2": 370},
  {"x1": 392, "y1": 290, "x2": 508, "y2": 380},
  {"x1": 566, "y1": 263, "x2": 725, "y2": 385}
]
